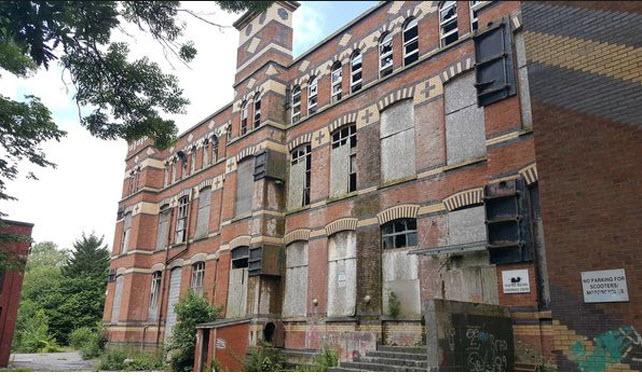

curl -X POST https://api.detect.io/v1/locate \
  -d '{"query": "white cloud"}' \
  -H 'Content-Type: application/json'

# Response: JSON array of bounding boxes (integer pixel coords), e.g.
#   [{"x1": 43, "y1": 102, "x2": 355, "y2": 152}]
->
[{"x1": 293, "y1": 3, "x2": 327, "y2": 56}]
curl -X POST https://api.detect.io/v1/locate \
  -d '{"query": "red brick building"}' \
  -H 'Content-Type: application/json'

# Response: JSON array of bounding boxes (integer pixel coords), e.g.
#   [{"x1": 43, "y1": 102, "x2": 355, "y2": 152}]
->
[
  {"x1": 104, "y1": 1, "x2": 642, "y2": 372},
  {"x1": 0, "y1": 220, "x2": 33, "y2": 367}
]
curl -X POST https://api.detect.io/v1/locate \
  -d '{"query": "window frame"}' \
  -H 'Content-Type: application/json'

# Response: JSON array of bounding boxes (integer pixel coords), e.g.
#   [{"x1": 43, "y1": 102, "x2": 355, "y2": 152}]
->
[
  {"x1": 156, "y1": 205, "x2": 170, "y2": 250},
  {"x1": 308, "y1": 76, "x2": 318, "y2": 115},
  {"x1": 149, "y1": 271, "x2": 162, "y2": 315},
  {"x1": 381, "y1": 218, "x2": 418, "y2": 250},
  {"x1": 331, "y1": 124, "x2": 357, "y2": 193},
  {"x1": 211, "y1": 136, "x2": 218, "y2": 164},
  {"x1": 253, "y1": 93, "x2": 262, "y2": 129},
  {"x1": 470, "y1": 1, "x2": 482, "y2": 31},
  {"x1": 121, "y1": 212, "x2": 132, "y2": 254},
  {"x1": 291, "y1": 144, "x2": 312, "y2": 206},
  {"x1": 291, "y1": 85, "x2": 301, "y2": 123},
  {"x1": 403, "y1": 18, "x2": 419, "y2": 66},
  {"x1": 190, "y1": 149, "x2": 196, "y2": 174},
  {"x1": 240, "y1": 101, "x2": 249, "y2": 136},
  {"x1": 350, "y1": 50, "x2": 363, "y2": 93},
  {"x1": 331, "y1": 62, "x2": 342, "y2": 102},
  {"x1": 175, "y1": 196, "x2": 189, "y2": 244},
  {"x1": 191, "y1": 261, "x2": 205, "y2": 295},
  {"x1": 379, "y1": 33, "x2": 393, "y2": 78},
  {"x1": 440, "y1": 1, "x2": 459, "y2": 47}
]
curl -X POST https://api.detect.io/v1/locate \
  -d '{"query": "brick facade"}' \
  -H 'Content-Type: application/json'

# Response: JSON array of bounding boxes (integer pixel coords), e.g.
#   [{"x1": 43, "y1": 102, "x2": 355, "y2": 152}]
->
[
  {"x1": 0, "y1": 220, "x2": 33, "y2": 367},
  {"x1": 103, "y1": 1, "x2": 639, "y2": 371}
]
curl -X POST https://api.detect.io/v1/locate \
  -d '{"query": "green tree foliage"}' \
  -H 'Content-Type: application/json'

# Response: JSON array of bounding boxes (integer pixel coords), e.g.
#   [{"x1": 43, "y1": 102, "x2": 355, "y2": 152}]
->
[
  {"x1": 168, "y1": 290, "x2": 221, "y2": 372},
  {"x1": 0, "y1": 1, "x2": 273, "y2": 213},
  {"x1": 14, "y1": 233, "x2": 111, "y2": 349}
]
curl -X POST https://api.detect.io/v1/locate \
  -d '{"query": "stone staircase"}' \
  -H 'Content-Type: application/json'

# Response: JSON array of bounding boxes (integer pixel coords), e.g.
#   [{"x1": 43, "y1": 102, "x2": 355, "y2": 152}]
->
[{"x1": 329, "y1": 345, "x2": 428, "y2": 372}]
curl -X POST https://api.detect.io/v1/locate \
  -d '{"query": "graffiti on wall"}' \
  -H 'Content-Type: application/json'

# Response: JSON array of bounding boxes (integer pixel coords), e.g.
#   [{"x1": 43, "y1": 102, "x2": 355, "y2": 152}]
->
[
  {"x1": 568, "y1": 326, "x2": 642, "y2": 371},
  {"x1": 449, "y1": 314, "x2": 514, "y2": 371}
]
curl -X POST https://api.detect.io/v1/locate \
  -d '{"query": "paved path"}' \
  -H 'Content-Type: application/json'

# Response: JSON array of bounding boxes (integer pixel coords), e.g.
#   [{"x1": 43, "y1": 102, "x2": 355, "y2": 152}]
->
[{"x1": 9, "y1": 351, "x2": 98, "y2": 372}]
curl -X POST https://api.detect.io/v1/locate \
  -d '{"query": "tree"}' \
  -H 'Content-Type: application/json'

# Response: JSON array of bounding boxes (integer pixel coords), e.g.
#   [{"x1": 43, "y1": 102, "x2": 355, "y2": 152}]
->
[
  {"x1": 0, "y1": 1, "x2": 273, "y2": 212},
  {"x1": 62, "y1": 233, "x2": 109, "y2": 279},
  {"x1": 168, "y1": 290, "x2": 221, "y2": 371},
  {"x1": 26, "y1": 241, "x2": 70, "y2": 270}
]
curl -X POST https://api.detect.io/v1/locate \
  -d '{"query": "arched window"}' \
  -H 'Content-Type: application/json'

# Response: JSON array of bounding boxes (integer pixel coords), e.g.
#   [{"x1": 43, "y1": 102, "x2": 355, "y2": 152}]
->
[
  {"x1": 288, "y1": 144, "x2": 312, "y2": 208},
  {"x1": 439, "y1": 1, "x2": 458, "y2": 47},
  {"x1": 211, "y1": 135, "x2": 219, "y2": 164},
  {"x1": 350, "y1": 50, "x2": 363, "y2": 93},
  {"x1": 171, "y1": 159, "x2": 177, "y2": 183},
  {"x1": 379, "y1": 32, "x2": 393, "y2": 78},
  {"x1": 195, "y1": 186, "x2": 211, "y2": 238},
  {"x1": 163, "y1": 163, "x2": 170, "y2": 187},
  {"x1": 191, "y1": 261, "x2": 205, "y2": 296},
  {"x1": 202, "y1": 139, "x2": 209, "y2": 169},
  {"x1": 283, "y1": 241, "x2": 308, "y2": 317},
  {"x1": 121, "y1": 212, "x2": 132, "y2": 254},
  {"x1": 148, "y1": 271, "x2": 162, "y2": 320},
  {"x1": 403, "y1": 18, "x2": 419, "y2": 65},
  {"x1": 175, "y1": 196, "x2": 189, "y2": 244},
  {"x1": 330, "y1": 124, "x2": 357, "y2": 196},
  {"x1": 291, "y1": 85, "x2": 301, "y2": 123},
  {"x1": 253, "y1": 92, "x2": 262, "y2": 128},
  {"x1": 381, "y1": 218, "x2": 417, "y2": 250},
  {"x1": 190, "y1": 148, "x2": 196, "y2": 175},
  {"x1": 308, "y1": 76, "x2": 318, "y2": 115},
  {"x1": 470, "y1": 1, "x2": 481, "y2": 31},
  {"x1": 240, "y1": 101, "x2": 249, "y2": 135},
  {"x1": 156, "y1": 205, "x2": 170, "y2": 250},
  {"x1": 331, "y1": 61, "x2": 342, "y2": 102}
]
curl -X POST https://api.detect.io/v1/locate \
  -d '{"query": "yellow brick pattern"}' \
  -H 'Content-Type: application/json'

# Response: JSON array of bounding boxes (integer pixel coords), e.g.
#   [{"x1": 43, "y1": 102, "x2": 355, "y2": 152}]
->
[{"x1": 524, "y1": 31, "x2": 642, "y2": 85}]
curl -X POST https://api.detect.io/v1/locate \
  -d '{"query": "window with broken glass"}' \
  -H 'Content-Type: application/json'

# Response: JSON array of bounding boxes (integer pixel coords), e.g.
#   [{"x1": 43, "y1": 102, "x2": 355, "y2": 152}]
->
[
  {"x1": 331, "y1": 124, "x2": 357, "y2": 195},
  {"x1": 308, "y1": 76, "x2": 318, "y2": 115},
  {"x1": 291, "y1": 85, "x2": 301, "y2": 123},
  {"x1": 440, "y1": 1, "x2": 458, "y2": 47},
  {"x1": 382, "y1": 218, "x2": 417, "y2": 250},
  {"x1": 290, "y1": 144, "x2": 312, "y2": 206},
  {"x1": 253, "y1": 93, "x2": 262, "y2": 128},
  {"x1": 403, "y1": 18, "x2": 419, "y2": 66},
  {"x1": 379, "y1": 33, "x2": 393, "y2": 78},
  {"x1": 331, "y1": 62, "x2": 342, "y2": 102},
  {"x1": 191, "y1": 261, "x2": 205, "y2": 295},
  {"x1": 175, "y1": 196, "x2": 189, "y2": 244},
  {"x1": 351, "y1": 50, "x2": 362, "y2": 93},
  {"x1": 240, "y1": 101, "x2": 249, "y2": 136},
  {"x1": 148, "y1": 271, "x2": 162, "y2": 319},
  {"x1": 470, "y1": 1, "x2": 481, "y2": 31}
]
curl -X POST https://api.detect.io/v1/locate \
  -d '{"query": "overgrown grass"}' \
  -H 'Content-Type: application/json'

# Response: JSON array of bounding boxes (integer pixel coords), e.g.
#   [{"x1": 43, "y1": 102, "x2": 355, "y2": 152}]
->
[
  {"x1": 388, "y1": 290, "x2": 401, "y2": 319},
  {"x1": 243, "y1": 341, "x2": 286, "y2": 372},
  {"x1": 97, "y1": 347, "x2": 166, "y2": 371},
  {"x1": 296, "y1": 345, "x2": 339, "y2": 372},
  {"x1": 69, "y1": 325, "x2": 106, "y2": 359}
]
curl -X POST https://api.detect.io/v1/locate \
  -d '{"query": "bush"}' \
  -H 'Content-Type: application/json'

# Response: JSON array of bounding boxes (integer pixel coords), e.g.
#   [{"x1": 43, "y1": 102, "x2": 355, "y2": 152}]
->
[
  {"x1": 388, "y1": 290, "x2": 401, "y2": 319},
  {"x1": 69, "y1": 325, "x2": 106, "y2": 359},
  {"x1": 243, "y1": 341, "x2": 285, "y2": 372},
  {"x1": 167, "y1": 290, "x2": 221, "y2": 372},
  {"x1": 310, "y1": 346, "x2": 339, "y2": 371},
  {"x1": 15, "y1": 310, "x2": 60, "y2": 353},
  {"x1": 98, "y1": 347, "x2": 166, "y2": 371}
]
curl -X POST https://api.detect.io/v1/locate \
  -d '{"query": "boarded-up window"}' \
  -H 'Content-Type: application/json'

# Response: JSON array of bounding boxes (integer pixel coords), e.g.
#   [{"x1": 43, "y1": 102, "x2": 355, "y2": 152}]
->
[
  {"x1": 380, "y1": 100, "x2": 415, "y2": 182},
  {"x1": 148, "y1": 271, "x2": 162, "y2": 321},
  {"x1": 156, "y1": 207, "x2": 169, "y2": 250},
  {"x1": 327, "y1": 231, "x2": 357, "y2": 317},
  {"x1": 165, "y1": 267, "x2": 182, "y2": 338},
  {"x1": 288, "y1": 144, "x2": 311, "y2": 209},
  {"x1": 235, "y1": 158, "x2": 254, "y2": 217},
  {"x1": 111, "y1": 274, "x2": 124, "y2": 323},
  {"x1": 382, "y1": 242, "x2": 421, "y2": 318},
  {"x1": 448, "y1": 206, "x2": 486, "y2": 245},
  {"x1": 195, "y1": 187, "x2": 211, "y2": 238},
  {"x1": 330, "y1": 125, "x2": 357, "y2": 197},
  {"x1": 283, "y1": 241, "x2": 308, "y2": 317},
  {"x1": 445, "y1": 71, "x2": 486, "y2": 165},
  {"x1": 227, "y1": 247, "x2": 249, "y2": 318},
  {"x1": 121, "y1": 213, "x2": 132, "y2": 254}
]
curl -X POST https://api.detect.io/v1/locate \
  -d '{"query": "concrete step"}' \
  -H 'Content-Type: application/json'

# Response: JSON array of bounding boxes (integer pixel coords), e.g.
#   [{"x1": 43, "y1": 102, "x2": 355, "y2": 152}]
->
[
  {"x1": 365, "y1": 350, "x2": 427, "y2": 361},
  {"x1": 376, "y1": 345, "x2": 427, "y2": 354},
  {"x1": 339, "y1": 360, "x2": 426, "y2": 372},
  {"x1": 357, "y1": 355, "x2": 428, "y2": 369},
  {"x1": 328, "y1": 367, "x2": 366, "y2": 372}
]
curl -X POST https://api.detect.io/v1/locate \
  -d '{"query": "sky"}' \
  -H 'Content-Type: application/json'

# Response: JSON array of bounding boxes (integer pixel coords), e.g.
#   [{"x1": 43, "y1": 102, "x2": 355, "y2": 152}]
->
[{"x1": 0, "y1": 1, "x2": 378, "y2": 250}]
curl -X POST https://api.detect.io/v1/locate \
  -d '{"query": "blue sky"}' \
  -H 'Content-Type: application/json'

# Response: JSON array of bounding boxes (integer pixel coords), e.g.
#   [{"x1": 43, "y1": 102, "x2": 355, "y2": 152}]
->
[
  {"x1": 0, "y1": 1, "x2": 380, "y2": 250},
  {"x1": 293, "y1": 1, "x2": 379, "y2": 57}
]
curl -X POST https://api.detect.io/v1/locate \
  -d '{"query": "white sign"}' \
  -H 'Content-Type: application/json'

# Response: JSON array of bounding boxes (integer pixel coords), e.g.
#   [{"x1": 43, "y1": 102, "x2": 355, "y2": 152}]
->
[
  {"x1": 337, "y1": 271, "x2": 346, "y2": 288},
  {"x1": 502, "y1": 269, "x2": 531, "y2": 294},
  {"x1": 581, "y1": 269, "x2": 629, "y2": 303}
]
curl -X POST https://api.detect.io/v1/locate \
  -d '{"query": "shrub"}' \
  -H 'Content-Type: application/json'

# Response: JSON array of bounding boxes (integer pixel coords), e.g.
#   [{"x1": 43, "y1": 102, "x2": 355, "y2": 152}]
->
[
  {"x1": 16, "y1": 310, "x2": 60, "y2": 353},
  {"x1": 98, "y1": 347, "x2": 166, "y2": 371},
  {"x1": 167, "y1": 290, "x2": 221, "y2": 371},
  {"x1": 243, "y1": 341, "x2": 285, "y2": 372},
  {"x1": 311, "y1": 346, "x2": 339, "y2": 371},
  {"x1": 69, "y1": 324, "x2": 106, "y2": 359},
  {"x1": 388, "y1": 290, "x2": 401, "y2": 319}
]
